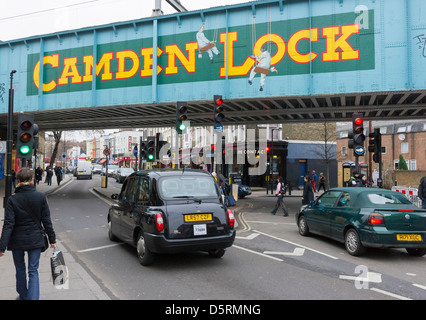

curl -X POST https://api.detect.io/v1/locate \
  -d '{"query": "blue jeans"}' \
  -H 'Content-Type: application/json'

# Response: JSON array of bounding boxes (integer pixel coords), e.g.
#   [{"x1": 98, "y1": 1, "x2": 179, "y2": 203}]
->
[{"x1": 12, "y1": 249, "x2": 41, "y2": 300}]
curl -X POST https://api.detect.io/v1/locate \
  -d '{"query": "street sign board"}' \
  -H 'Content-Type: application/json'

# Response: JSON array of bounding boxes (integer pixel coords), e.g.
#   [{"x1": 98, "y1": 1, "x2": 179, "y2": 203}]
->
[{"x1": 354, "y1": 146, "x2": 365, "y2": 156}]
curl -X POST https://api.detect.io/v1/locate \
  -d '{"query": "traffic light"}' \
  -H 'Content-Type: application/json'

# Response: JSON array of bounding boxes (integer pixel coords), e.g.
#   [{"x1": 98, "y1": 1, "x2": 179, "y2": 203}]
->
[
  {"x1": 176, "y1": 101, "x2": 188, "y2": 134},
  {"x1": 146, "y1": 136, "x2": 155, "y2": 162},
  {"x1": 140, "y1": 140, "x2": 147, "y2": 160},
  {"x1": 348, "y1": 112, "x2": 365, "y2": 156},
  {"x1": 213, "y1": 95, "x2": 224, "y2": 131},
  {"x1": 16, "y1": 114, "x2": 38, "y2": 161},
  {"x1": 368, "y1": 128, "x2": 382, "y2": 163}
]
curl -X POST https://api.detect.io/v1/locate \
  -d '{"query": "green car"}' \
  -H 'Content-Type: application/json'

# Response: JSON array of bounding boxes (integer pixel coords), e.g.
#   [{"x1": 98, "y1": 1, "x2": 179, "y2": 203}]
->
[{"x1": 295, "y1": 187, "x2": 426, "y2": 257}]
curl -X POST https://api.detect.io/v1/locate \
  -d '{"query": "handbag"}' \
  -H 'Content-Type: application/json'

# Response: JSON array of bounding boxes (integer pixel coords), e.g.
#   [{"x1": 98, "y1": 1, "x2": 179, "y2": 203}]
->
[{"x1": 50, "y1": 249, "x2": 68, "y2": 287}]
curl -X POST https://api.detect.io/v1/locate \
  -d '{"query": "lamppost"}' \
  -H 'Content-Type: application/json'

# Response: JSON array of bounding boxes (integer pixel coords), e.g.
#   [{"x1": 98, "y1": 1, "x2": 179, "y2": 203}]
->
[
  {"x1": 270, "y1": 127, "x2": 282, "y2": 193},
  {"x1": 4, "y1": 70, "x2": 16, "y2": 208}
]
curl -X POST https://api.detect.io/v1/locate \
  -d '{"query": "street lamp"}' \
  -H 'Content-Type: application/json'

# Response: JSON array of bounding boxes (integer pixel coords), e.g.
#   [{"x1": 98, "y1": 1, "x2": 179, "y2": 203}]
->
[
  {"x1": 269, "y1": 127, "x2": 281, "y2": 194},
  {"x1": 4, "y1": 70, "x2": 16, "y2": 208}
]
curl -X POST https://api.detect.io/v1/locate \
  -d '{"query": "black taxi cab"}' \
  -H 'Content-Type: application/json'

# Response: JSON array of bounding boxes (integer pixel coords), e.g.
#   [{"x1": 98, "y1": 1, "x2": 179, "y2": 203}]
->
[{"x1": 107, "y1": 169, "x2": 236, "y2": 265}]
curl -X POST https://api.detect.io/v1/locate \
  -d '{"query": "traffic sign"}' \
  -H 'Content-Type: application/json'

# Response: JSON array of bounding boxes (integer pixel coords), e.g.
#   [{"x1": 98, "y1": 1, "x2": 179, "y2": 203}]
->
[
  {"x1": 354, "y1": 146, "x2": 365, "y2": 156},
  {"x1": 215, "y1": 124, "x2": 223, "y2": 132}
]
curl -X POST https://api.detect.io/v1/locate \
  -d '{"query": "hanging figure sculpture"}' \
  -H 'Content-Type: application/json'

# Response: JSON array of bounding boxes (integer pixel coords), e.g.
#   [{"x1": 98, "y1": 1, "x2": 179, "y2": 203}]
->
[
  {"x1": 196, "y1": 25, "x2": 221, "y2": 63},
  {"x1": 248, "y1": 46, "x2": 277, "y2": 91}
]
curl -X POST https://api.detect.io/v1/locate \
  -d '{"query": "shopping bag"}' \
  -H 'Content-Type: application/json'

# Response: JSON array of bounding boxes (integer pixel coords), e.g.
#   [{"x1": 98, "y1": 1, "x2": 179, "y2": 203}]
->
[{"x1": 50, "y1": 249, "x2": 69, "y2": 288}]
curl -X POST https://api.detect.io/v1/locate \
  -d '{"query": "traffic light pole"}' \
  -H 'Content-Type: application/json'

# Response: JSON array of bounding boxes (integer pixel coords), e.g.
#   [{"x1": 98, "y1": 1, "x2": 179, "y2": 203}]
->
[{"x1": 4, "y1": 70, "x2": 16, "y2": 208}]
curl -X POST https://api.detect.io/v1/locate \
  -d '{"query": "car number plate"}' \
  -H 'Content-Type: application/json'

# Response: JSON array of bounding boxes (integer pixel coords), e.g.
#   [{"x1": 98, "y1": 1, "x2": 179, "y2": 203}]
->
[
  {"x1": 184, "y1": 213, "x2": 212, "y2": 222},
  {"x1": 396, "y1": 234, "x2": 422, "y2": 241},
  {"x1": 193, "y1": 224, "x2": 207, "y2": 236}
]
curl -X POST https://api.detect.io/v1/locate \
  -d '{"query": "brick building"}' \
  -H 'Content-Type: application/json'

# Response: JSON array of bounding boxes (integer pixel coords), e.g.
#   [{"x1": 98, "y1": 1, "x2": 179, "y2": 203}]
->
[{"x1": 336, "y1": 120, "x2": 426, "y2": 186}]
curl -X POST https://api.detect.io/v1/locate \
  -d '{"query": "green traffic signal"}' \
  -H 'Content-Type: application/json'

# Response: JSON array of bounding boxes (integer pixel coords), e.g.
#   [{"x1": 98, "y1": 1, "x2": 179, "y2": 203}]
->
[{"x1": 19, "y1": 145, "x2": 31, "y2": 155}]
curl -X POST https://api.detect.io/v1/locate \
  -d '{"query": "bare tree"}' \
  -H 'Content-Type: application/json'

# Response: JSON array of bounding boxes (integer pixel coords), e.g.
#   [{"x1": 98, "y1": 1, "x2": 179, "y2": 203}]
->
[
  {"x1": 49, "y1": 131, "x2": 62, "y2": 166},
  {"x1": 311, "y1": 122, "x2": 337, "y2": 190}
]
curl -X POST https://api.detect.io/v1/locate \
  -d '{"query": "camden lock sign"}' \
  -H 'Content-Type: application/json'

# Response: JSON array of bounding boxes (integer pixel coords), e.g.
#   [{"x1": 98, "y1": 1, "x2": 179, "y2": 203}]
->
[{"x1": 27, "y1": 10, "x2": 374, "y2": 96}]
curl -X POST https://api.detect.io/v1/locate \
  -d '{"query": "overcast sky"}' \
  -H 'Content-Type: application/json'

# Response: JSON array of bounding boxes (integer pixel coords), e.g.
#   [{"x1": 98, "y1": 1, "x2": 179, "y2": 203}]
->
[
  {"x1": 0, "y1": 0, "x2": 252, "y2": 140},
  {"x1": 0, "y1": 0, "x2": 252, "y2": 41}
]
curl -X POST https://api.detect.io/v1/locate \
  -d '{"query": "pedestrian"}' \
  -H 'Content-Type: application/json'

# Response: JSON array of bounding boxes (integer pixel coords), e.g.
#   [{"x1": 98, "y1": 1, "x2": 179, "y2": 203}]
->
[
  {"x1": 418, "y1": 175, "x2": 426, "y2": 209},
  {"x1": 318, "y1": 172, "x2": 326, "y2": 192},
  {"x1": 11, "y1": 169, "x2": 16, "y2": 189},
  {"x1": 356, "y1": 174, "x2": 368, "y2": 187},
  {"x1": 271, "y1": 176, "x2": 289, "y2": 216},
  {"x1": 311, "y1": 170, "x2": 318, "y2": 192},
  {"x1": 35, "y1": 166, "x2": 43, "y2": 184},
  {"x1": 55, "y1": 166, "x2": 62, "y2": 186},
  {"x1": 302, "y1": 175, "x2": 314, "y2": 205},
  {"x1": 348, "y1": 171, "x2": 360, "y2": 187},
  {"x1": 46, "y1": 166, "x2": 53, "y2": 186},
  {"x1": 0, "y1": 167, "x2": 56, "y2": 300}
]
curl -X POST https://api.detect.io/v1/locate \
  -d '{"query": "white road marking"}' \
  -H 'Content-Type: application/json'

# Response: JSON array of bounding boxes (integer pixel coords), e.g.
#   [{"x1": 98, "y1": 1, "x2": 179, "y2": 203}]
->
[
  {"x1": 339, "y1": 272, "x2": 382, "y2": 283},
  {"x1": 413, "y1": 284, "x2": 426, "y2": 290},
  {"x1": 370, "y1": 288, "x2": 412, "y2": 300},
  {"x1": 89, "y1": 188, "x2": 114, "y2": 206},
  {"x1": 253, "y1": 229, "x2": 339, "y2": 260},
  {"x1": 264, "y1": 248, "x2": 305, "y2": 257},
  {"x1": 232, "y1": 245, "x2": 283, "y2": 262},
  {"x1": 236, "y1": 233, "x2": 260, "y2": 240},
  {"x1": 77, "y1": 243, "x2": 124, "y2": 253}
]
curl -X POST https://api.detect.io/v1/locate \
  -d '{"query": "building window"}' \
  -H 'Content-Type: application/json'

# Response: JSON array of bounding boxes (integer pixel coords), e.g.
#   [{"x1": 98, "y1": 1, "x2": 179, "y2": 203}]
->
[
  {"x1": 410, "y1": 160, "x2": 416, "y2": 171},
  {"x1": 341, "y1": 146, "x2": 347, "y2": 157},
  {"x1": 401, "y1": 142, "x2": 408, "y2": 154}
]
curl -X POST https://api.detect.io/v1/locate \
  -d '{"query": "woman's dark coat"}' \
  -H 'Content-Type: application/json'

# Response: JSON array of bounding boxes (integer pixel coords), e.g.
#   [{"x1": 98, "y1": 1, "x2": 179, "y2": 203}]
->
[
  {"x1": 0, "y1": 184, "x2": 55, "y2": 252},
  {"x1": 302, "y1": 182, "x2": 314, "y2": 205}
]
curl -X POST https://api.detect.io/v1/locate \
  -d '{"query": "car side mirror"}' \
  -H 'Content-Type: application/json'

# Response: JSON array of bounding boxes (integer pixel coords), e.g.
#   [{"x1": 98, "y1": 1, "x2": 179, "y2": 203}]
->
[{"x1": 311, "y1": 200, "x2": 316, "y2": 206}]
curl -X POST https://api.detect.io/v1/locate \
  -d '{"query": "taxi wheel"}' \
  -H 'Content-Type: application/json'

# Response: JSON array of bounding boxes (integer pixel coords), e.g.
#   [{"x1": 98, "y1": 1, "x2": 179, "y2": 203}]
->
[
  {"x1": 136, "y1": 231, "x2": 154, "y2": 266},
  {"x1": 208, "y1": 248, "x2": 226, "y2": 258},
  {"x1": 345, "y1": 228, "x2": 365, "y2": 256},
  {"x1": 406, "y1": 248, "x2": 426, "y2": 257}
]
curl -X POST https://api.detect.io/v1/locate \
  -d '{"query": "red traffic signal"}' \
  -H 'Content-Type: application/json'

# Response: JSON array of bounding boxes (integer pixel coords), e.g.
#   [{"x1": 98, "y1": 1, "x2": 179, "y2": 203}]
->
[
  {"x1": 354, "y1": 118, "x2": 363, "y2": 126},
  {"x1": 213, "y1": 95, "x2": 224, "y2": 125},
  {"x1": 214, "y1": 96, "x2": 224, "y2": 106}
]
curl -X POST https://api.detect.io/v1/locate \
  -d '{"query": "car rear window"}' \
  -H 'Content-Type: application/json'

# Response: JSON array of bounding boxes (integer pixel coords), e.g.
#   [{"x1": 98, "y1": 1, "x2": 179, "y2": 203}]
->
[
  {"x1": 159, "y1": 175, "x2": 219, "y2": 199},
  {"x1": 367, "y1": 192, "x2": 412, "y2": 205}
]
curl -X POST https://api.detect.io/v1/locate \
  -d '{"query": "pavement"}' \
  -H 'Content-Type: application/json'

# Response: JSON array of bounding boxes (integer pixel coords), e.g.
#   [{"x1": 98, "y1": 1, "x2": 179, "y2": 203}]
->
[
  {"x1": 0, "y1": 173, "x2": 317, "y2": 300},
  {"x1": 0, "y1": 174, "x2": 112, "y2": 300}
]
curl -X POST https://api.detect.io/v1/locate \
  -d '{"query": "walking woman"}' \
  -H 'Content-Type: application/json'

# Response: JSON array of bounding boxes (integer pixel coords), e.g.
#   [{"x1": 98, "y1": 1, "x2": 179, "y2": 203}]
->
[
  {"x1": 302, "y1": 175, "x2": 314, "y2": 205},
  {"x1": 0, "y1": 167, "x2": 56, "y2": 300}
]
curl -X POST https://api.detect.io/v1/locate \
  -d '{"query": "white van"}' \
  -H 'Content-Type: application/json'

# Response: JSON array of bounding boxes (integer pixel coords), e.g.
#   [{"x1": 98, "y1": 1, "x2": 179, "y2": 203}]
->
[{"x1": 76, "y1": 162, "x2": 93, "y2": 180}]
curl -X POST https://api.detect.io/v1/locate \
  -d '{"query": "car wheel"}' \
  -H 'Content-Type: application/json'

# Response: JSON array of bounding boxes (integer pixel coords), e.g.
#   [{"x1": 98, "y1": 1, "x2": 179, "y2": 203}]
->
[
  {"x1": 344, "y1": 228, "x2": 365, "y2": 256},
  {"x1": 208, "y1": 248, "x2": 226, "y2": 258},
  {"x1": 406, "y1": 248, "x2": 426, "y2": 257},
  {"x1": 107, "y1": 220, "x2": 118, "y2": 242},
  {"x1": 298, "y1": 214, "x2": 310, "y2": 236},
  {"x1": 136, "y1": 231, "x2": 154, "y2": 266}
]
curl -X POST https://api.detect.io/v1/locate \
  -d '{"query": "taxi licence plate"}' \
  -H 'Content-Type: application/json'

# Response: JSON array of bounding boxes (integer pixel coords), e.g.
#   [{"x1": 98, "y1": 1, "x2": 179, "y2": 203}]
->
[
  {"x1": 396, "y1": 234, "x2": 422, "y2": 241},
  {"x1": 184, "y1": 213, "x2": 212, "y2": 222}
]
